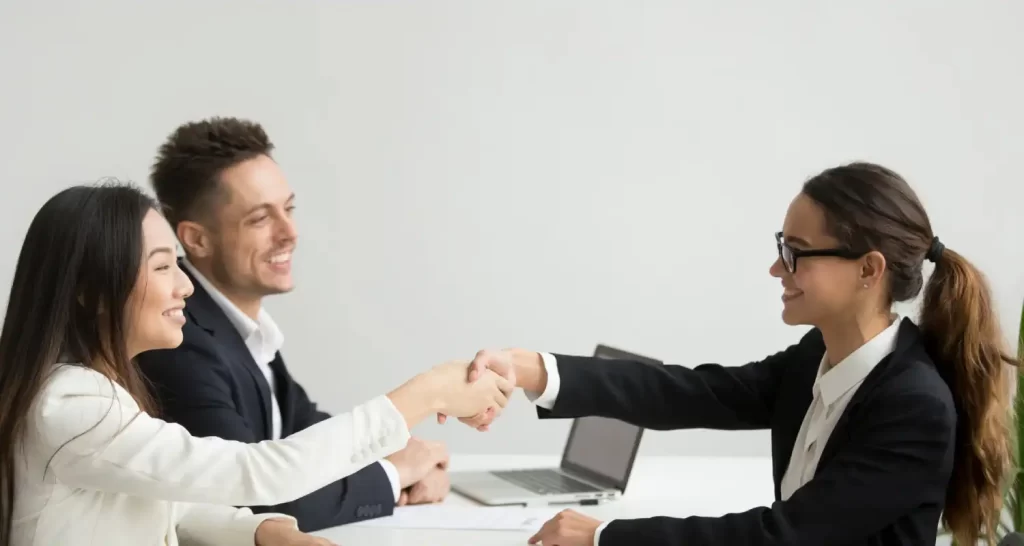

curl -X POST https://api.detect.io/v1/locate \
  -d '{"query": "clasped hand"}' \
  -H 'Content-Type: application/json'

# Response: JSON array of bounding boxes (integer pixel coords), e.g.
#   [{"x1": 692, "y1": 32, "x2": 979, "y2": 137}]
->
[{"x1": 436, "y1": 349, "x2": 517, "y2": 431}]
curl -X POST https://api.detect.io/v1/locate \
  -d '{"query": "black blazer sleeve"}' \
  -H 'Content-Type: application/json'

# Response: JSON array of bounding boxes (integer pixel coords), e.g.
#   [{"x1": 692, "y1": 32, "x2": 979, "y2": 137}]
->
[
  {"x1": 598, "y1": 390, "x2": 954, "y2": 545},
  {"x1": 539, "y1": 342, "x2": 803, "y2": 430},
  {"x1": 539, "y1": 335, "x2": 956, "y2": 545},
  {"x1": 137, "y1": 336, "x2": 396, "y2": 532}
]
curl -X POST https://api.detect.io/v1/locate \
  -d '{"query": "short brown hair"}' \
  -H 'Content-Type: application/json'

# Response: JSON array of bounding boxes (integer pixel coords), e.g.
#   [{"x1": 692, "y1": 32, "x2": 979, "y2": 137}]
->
[{"x1": 150, "y1": 117, "x2": 274, "y2": 228}]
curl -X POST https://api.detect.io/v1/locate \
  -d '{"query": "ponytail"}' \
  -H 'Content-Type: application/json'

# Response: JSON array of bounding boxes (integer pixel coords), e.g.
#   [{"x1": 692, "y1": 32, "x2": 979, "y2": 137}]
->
[{"x1": 919, "y1": 247, "x2": 1018, "y2": 546}]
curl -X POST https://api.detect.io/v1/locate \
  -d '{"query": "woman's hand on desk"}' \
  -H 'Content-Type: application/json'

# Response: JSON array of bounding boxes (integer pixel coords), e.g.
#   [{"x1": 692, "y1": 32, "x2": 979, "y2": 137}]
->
[
  {"x1": 529, "y1": 509, "x2": 602, "y2": 546},
  {"x1": 254, "y1": 518, "x2": 338, "y2": 546}
]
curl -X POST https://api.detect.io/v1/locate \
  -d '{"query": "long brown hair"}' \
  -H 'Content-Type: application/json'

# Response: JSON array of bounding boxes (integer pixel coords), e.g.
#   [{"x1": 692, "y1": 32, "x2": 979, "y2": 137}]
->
[
  {"x1": 0, "y1": 182, "x2": 158, "y2": 545},
  {"x1": 803, "y1": 162, "x2": 1016, "y2": 546}
]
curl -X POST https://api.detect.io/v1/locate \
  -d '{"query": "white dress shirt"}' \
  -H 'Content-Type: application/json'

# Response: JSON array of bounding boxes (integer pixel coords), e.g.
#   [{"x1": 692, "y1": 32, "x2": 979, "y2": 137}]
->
[
  {"x1": 13, "y1": 364, "x2": 410, "y2": 545},
  {"x1": 182, "y1": 260, "x2": 404, "y2": 500},
  {"x1": 526, "y1": 316, "x2": 900, "y2": 546},
  {"x1": 779, "y1": 317, "x2": 900, "y2": 499}
]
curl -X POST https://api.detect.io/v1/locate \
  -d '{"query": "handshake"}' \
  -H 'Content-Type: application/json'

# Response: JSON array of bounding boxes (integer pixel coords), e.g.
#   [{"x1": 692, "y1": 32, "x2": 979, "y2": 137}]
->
[{"x1": 389, "y1": 349, "x2": 540, "y2": 434}]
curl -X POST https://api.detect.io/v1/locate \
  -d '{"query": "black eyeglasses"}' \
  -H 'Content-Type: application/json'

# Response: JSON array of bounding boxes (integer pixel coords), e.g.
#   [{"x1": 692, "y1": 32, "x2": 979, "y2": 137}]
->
[{"x1": 775, "y1": 231, "x2": 865, "y2": 273}]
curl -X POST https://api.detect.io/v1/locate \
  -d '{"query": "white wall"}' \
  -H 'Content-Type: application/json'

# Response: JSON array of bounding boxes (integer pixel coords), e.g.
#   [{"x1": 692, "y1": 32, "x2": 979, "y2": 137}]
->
[{"x1": 0, "y1": 1, "x2": 1021, "y2": 458}]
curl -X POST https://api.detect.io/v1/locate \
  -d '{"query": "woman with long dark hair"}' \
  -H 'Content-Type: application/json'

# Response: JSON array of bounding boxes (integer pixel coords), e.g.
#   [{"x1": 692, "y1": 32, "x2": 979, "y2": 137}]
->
[
  {"x1": 0, "y1": 182, "x2": 511, "y2": 545},
  {"x1": 466, "y1": 162, "x2": 1016, "y2": 546}
]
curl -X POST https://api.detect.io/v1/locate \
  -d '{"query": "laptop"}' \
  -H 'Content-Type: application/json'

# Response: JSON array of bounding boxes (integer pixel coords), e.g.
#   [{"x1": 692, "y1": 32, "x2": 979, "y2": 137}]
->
[{"x1": 450, "y1": 344, "x2": 657, "y2": 506}]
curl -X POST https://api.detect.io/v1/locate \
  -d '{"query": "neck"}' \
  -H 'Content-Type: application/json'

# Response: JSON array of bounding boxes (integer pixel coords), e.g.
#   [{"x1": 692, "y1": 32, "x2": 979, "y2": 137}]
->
[
  {"x1": 818, "y1": 312, "x2": 894, "y2": 369},
  {"x1": 189, "y1": 258, "x2": 262, "y2": 320}
]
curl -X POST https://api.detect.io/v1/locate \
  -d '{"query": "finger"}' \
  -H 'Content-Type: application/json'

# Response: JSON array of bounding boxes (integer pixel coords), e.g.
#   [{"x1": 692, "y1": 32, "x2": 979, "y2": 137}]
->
[
  {"x1": 492, "y1": 386, "x2": 510, "y2": 409},
  {"x1": 528, "y1": 523, "x2": 549, "y2": 545},
  {"x1": 398, "y1": 491, "x2": 409, "y2": 506},
  {"x1": 495, "y1": 375, "x2": 515, "y2": 396},
  {"x1": 437, "y1": 413, "x2": 447, "y2": 424},
  {"x1": 468, "y1": 351, "x2": 489, "y2": 382}
]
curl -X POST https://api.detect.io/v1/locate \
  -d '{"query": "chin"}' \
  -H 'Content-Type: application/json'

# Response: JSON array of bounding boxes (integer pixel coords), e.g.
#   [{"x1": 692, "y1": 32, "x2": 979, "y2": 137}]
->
[
  {"x1": 157, "y1": 332, "x2": 184, "y2": 350},
  {"x1": 781, "y1": 306, "x2": 810, "y2": 326},
  {"x1": 263, "y1": 281, "x2": 294, "y2": 295}
]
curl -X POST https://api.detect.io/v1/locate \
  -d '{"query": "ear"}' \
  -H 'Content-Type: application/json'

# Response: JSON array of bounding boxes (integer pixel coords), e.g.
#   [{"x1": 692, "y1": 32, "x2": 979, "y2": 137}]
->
[
  {"x1": 859, "y1": 250, "x2": 887, "y2": 288},
  {"x1": 177, "y1": 220, "x2": 212, "y2": 259}
]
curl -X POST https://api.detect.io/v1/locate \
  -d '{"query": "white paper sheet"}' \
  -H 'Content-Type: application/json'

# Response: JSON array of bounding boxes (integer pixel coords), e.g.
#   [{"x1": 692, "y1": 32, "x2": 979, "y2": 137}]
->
[{"x1": 349, "y1": 505, "x2": 559, "y2": 531}]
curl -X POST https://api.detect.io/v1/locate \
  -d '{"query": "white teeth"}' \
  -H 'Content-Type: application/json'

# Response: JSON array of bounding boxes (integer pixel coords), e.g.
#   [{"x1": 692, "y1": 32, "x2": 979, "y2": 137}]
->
[
  {"x1": 783, "y1": 290, "x2": 802, "y2": 297},
  {"x1": 164, "y1": 309, "x2": 183, "y2": 317},
  {"x1": 269, "y1": 253, "x2": 291, "y2": 264}
]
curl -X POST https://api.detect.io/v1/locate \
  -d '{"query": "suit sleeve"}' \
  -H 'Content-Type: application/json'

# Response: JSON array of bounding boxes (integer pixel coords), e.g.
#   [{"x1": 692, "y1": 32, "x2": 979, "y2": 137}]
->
[
  {"x1": 596, "y1": 391, "x2": 956, "y2": 545},
  {"x1": 175, "y1": 502, "x2": 294, "y2": 545},
  {"x1": 138, "y1": 340, "x2": 397, "y2": 531},
  {"x1": 539, "y1": 341, "x2": 807, "y2": 431},
  {"x1": 34, "y1": 363, "x2": 409, "y2": 513}
]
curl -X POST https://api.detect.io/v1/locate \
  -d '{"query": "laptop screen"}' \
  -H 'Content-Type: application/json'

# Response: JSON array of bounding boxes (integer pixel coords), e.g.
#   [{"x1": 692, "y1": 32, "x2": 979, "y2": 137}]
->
[{"x1": 559, "y1": 345, "x2": 656, "y2": 490}]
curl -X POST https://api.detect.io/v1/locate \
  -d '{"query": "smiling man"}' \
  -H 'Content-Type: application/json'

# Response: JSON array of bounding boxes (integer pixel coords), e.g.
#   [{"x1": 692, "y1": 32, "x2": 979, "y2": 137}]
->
[{"x1": 136, "y1": 117, "x2": 451, "y2": 531}]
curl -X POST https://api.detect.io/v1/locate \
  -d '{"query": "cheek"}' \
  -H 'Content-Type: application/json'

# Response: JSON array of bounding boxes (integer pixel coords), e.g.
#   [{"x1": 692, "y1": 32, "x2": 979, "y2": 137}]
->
[{"x1": 793, "y1": 266, "x2": 856, "y2": 309}]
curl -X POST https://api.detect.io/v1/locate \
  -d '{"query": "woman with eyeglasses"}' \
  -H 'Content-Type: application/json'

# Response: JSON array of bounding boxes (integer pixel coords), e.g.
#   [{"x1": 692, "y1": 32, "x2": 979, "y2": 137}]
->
[
  {"x1": 0, "y1": 182, "x2": 511, "y2": 545},
  {"x1": 464, "y1": 162, "x2": 1016, "y2": 546}
]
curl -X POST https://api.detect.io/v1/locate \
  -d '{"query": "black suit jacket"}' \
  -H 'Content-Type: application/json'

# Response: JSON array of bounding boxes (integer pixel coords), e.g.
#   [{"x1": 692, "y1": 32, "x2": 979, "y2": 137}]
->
[
  {"x1": 541, "y1": 318, "x2": 957, "y2": 546},
  {"x1": 137, "y1": 265, "x2": 395, "y2": 531}
]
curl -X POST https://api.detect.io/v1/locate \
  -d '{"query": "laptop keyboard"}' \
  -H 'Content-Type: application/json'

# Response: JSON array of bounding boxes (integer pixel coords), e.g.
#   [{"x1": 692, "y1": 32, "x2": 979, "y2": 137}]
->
[{"x1": 492, "y1": 469, "x2": 600, "y2": 495}]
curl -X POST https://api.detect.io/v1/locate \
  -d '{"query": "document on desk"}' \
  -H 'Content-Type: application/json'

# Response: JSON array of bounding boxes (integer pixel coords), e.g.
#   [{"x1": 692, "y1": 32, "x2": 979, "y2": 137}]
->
[{"x1": 350, "y1": 505, "x2": 559, "y2": 531}]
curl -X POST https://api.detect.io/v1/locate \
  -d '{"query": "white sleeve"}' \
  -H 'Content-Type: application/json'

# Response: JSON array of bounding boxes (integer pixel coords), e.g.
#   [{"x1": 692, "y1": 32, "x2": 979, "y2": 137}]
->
[
  {"x1": 594, "y1": 520, "x2": 611, "y2": 546},
  {"x1": 175, "y1": 502, "x2": 295, "y2": 545},
  {"x1": 523, "y1": 352, "x2": 561, "y2": 410},
  {"x1": 36, "y1": 367, "x2": 410, "y2": 507},
  {"x1": 377, "y1": 459, "x2": 403, "y2": 501}
]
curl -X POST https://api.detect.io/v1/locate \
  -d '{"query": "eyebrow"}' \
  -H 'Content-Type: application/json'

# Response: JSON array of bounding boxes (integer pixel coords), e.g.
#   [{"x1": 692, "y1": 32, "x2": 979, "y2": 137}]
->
[
  {"x1": 242, "y1": 193, "x2": 296, "y2": 217},
  {"x1": 784, "y1": 235, "x2": 812, "y2": 247},
  {"x1": 148, "y1": 247, "x2": 175, "y2": 259}
]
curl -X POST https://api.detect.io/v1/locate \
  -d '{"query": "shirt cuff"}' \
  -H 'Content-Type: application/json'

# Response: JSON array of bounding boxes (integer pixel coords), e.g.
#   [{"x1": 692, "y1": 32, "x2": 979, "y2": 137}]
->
[
  {"x1": 523, "y1": 352, "x2": 560, "y2": 410},
  {"x1": 377, "y1": 459, "x2": 402, "y2": 501},
  {"x1": 594, "y1": 520, "x2": 611, "y2": 546}
]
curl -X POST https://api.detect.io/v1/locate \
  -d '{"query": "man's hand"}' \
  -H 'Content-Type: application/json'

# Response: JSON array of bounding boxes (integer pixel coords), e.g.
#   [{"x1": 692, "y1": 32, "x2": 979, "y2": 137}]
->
[
  {"x1": 398, "y1": 466, "x2": 450, "y2": 505},
  {"x1": 254, "y1": 518, "x2": 338, "y2": 546},
  {"x1": 528, "y1": 509, "x2": 602, "y2": 546},
  {"x1": 437, "y1": 349, "x2": 517, "y2": 431},
  {"x1": 385, "y1": 437, "x2": 449, "y2": 489}
]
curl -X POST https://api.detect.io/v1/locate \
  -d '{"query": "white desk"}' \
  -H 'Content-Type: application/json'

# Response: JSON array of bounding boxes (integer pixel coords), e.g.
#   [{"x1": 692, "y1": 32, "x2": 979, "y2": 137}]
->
[{"x1": 315, "y1": 454, "x2": 775, "y2": 545}]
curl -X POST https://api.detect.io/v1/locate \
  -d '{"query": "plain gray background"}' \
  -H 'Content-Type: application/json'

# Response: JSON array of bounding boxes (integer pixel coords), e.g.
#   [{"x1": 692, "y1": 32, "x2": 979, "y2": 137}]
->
[{"x1": 1, "y1": 1, "x2": 1021, "y2": 460}]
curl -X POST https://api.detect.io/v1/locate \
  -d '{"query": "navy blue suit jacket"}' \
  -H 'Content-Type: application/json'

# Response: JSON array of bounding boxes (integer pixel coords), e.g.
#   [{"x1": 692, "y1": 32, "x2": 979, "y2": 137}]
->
[{"x1": 137, "y1": 263, "x2": 395, "y2": 531}]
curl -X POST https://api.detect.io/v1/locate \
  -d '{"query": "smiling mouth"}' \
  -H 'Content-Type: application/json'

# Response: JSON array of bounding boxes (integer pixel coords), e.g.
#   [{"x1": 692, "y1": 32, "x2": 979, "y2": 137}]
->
[
  {"x1": 267, "y1": 251, "x2": 292, "y2": 264},
  {"x1": 782, "y1": 289, "x2": 803, "y2": 302},
  {"x1": 163, "y1": 308, "x2": 184, "y2": 317}
]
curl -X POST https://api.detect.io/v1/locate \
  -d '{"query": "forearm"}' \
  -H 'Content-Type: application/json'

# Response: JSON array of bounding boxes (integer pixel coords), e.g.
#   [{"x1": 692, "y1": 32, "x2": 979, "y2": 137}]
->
[
  {"x1": 177, "y1": 502, "x2": 294, "y2": 545},
  {"x1": 386, "y1": 375, "x2": 443, "y2": 429},
  {"x1": 249, "y1": 463, "x2": 396, "y2": 531}
]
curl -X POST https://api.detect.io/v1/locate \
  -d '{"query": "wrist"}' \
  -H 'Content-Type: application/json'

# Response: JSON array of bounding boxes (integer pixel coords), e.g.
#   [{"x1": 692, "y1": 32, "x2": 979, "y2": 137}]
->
[
  {"x1": 511, "y1": 349, "x2": 546, "y2": 393},
  {"x1": 387, "y1": 374, "x2": 442, "y2": 429}
]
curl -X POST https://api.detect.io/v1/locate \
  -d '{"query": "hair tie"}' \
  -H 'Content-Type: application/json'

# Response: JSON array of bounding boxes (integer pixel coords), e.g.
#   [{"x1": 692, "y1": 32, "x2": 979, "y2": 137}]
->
[{"x1": 925, "y1": 236, "x2": 944, "y2": 263}]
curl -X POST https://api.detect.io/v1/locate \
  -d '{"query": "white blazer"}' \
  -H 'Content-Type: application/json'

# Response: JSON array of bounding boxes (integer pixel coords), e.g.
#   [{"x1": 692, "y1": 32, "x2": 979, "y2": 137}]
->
[{"x1": 12, "y1": 364, "x2": 411, "y2": 546}]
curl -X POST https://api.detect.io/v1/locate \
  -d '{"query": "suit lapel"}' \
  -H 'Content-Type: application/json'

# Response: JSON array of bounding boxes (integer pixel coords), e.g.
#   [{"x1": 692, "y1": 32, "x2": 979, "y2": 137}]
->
[
  {"x1": 182, "y1": 263, "x2": 276, "y2": 439},
  {"x1": 815, "y1": 318, "x2": 921, "y2": 469},
  {"x1": 772, "y1": 353, "x2": 817, "y2": 495}
]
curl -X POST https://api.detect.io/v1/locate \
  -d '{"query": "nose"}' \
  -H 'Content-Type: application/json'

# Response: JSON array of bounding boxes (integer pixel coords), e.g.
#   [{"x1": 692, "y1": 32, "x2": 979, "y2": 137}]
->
[
  {"x1": 277, "y1": 215, "x2": 298, "y2": 242},
  {"x1": 769, "y1": 256, "x2": 786, "y2": 278},
  {"x1": 174, "y1": 269, "x2": 194, "y2": 299}
]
